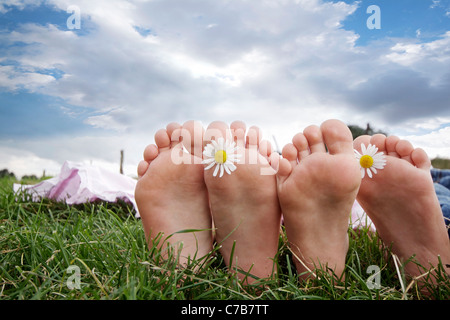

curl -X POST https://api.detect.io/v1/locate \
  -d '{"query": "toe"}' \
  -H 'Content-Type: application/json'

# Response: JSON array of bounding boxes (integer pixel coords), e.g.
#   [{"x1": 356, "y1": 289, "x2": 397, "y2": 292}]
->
[
  {"x1": 137, "y1": 160, "x2": 150, "y2": 178},
  {"x1": 277, "y1": 157, "x2": 292, "y2": 179},
  {"x1": 260, "y1": 141, "x2": 277, "y2": 176},
  {"x1": 303, "y1": 125, "x2": 326, "y2": 153},
  {"x1": 282, "y1": 143, "x2": 298, "y2": 169},
  {"x1": 245, "y1": 125, "x2": 263, "y2": 165},
  {"x1": 180, "y1": 120, "x2": 204, "y2": 157},
  {"x1": 204, "y1": 121, "x2": 231, "y2": 147},
  {"x1": 396, "y1": 139, "x2": 415, "y2": 164},
  {"x1": 353, "y1": 135, "x2": 371, "y2": 152},
  {"x1": 230, "y1": 120, "x2": 246, "y2": 149},
  {"x1": 166, "y1": 122, "x2": 182, "y2": 142},
  {"x1": 385, "y1": 135, "x2": 401, "y2": 158},
  {"x1": 369, "y1": 134, "x2": 388, "y2": 155},
  {"x1": 259, "y1": 140, "x2": 273, "y2": 158},
  {"x1": 292, "y1": 132, "x2": 310, "y2": 160},
  {"x1": 320, "y1": 119, "x2": 354, "y2": 155},
  {"x1": 154, "y1": 128, "x2": 171, "y2": 151},
  {"x1": 269, "y1": 151, "x2": 280, "y2": 172},
  {"x1": 143, "y1": 144, "x2": 158, "y2": 162},
  {"x1": 411, "y1": 148, "x2": 431, "y2": 170},
  {"x1": 230, "y1": 120, "x2": 246, "y2": 134},
  {"x1": 166, "y1": 122, "x2": 182, "y2": 151},
  {"x1": 246, "y1": 125, "x2": 262, "y2": 148}
]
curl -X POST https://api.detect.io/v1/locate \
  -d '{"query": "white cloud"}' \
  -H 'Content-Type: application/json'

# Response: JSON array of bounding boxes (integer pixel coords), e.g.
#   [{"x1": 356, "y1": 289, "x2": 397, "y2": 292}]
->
[
  {"x1": 0, "y1": 64, "x2": 55, "y2": 91},
  {"x1": 400, "y1": 117, "x2": 450, "y2": 133},
  {"x1": 400, "y1": 126, "x2": 450, "y2": 159},
  {"x1": 0, "y1": 145, "x2": 62, "y2": 178},
  {"x1": 385, "y1": 32, "x2": 450, "y2": 67},
  {"x1": 431, "y1": 0, "x2": 441, "y2": 9},
  {"x1": 0, "y1": 0, "x2": 43, "y2": 13}
]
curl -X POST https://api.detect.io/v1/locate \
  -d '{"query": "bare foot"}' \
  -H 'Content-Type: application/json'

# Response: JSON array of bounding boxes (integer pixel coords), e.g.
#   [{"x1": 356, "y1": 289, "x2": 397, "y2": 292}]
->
[
  {"x1": 273, "y1": 119, "x2": 361, "y2": 278},
  {"x1": 203, "y1": 121, "x2": 281, "y2": 282},
  {"x1": 135, "y1": 120, "x2": 213, "y2": 266},
  {"x1": 354, "y1": 134, "x2": 450, "y2": 281}
]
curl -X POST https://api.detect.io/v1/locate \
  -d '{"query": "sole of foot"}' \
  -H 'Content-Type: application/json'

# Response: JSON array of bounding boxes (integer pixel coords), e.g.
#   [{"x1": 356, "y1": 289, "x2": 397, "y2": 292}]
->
[
  {"x1": 354, "y1": 134, "x2": 450, "y2": 285},
  {"x1": 135, "y1": 120, "x2": 213, "y2": 267},
  {"x1": 203, "y1": 121, "x2": 281, "y2": 283},
  {"x1": 273, "y1": 119, "x2": 361, "y2": 279}
]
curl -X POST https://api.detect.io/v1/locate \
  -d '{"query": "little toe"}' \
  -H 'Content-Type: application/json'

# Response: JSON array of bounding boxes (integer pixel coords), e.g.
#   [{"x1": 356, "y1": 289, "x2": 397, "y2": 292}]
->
[
  {"x1": 137, "y1": 160, "x2": 150, "y2": 178},
  {"x1": 411, "y1": 148, "x2": 431, "y2": 170}
]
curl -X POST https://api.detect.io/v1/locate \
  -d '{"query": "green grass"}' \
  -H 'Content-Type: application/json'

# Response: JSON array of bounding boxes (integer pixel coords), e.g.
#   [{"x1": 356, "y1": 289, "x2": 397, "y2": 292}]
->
[
  {"x1": 432, "y1": 157, "x2": 450, "y2": 170},
  {"x1": 1, "y1": 178, "x2": 449, "y2": 300}
]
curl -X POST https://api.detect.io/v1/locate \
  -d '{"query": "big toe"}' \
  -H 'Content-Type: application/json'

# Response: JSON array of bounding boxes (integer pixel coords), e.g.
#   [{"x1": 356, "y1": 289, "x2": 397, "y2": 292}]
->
[
  {"x1": 320, "y1": 119, "x2": 354, "y2": 155},
  {"x1": 204, "y1": 121, "x2": 232, "y2": 146},
  {"x1": 169, "y1": 120, "x2": 204, "y2": 158}
]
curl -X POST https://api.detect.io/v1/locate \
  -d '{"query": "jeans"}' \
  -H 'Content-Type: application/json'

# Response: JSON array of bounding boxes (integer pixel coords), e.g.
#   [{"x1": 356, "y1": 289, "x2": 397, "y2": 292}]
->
[{"x1": 431, "y1": 169, "x2": 450, "y2": 238}]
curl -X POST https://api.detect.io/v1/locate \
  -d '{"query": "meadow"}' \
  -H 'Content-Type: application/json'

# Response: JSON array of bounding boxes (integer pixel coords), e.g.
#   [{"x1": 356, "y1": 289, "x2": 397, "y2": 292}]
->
[{"x1": 1, "y1": 175, "x2": 449, "y2": 301}]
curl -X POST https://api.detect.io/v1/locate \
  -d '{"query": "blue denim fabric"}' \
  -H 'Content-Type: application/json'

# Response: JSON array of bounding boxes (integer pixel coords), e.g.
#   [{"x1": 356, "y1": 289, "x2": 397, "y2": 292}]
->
[
  {"x1": 432, "y1": 169, "x2": 450, "y2": 238},
  {"x1": 431, "y1": 169, "x2": 450, "y2": 189}
]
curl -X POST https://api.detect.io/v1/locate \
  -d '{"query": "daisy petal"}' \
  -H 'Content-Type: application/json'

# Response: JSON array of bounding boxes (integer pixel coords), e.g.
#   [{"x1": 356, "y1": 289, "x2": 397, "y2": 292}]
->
[
  {"x1": 202, "y1": 158, "x2": 215, "y2": 165},
  {"x1": 227, "y1": 162, "x2": 237, "y2": 172},
  {"x1": 204, "y1": 161, "x2": 216, "y2": 170},
  {"x1": 361, "y1": 143, "x2": 366, "y2": 154},
  {"x1": 214, "y1": 163, "x2": 221, "y2": 176}
]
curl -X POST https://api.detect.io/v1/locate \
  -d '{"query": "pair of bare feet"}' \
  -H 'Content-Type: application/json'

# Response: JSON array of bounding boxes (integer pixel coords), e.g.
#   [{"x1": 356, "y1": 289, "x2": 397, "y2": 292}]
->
[{"x1": 135, "y1": 119, "x2": 450, "y2": 285}]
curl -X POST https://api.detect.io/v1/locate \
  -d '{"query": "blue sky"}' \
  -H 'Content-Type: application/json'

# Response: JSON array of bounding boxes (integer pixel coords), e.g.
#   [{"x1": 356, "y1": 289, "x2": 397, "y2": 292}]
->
[
  {"x1": 0, "y1": 0, "x2": 449, "y2": 177},
  {"x1": 341, "y1": 0, "x2": 450, "y2": 44}
]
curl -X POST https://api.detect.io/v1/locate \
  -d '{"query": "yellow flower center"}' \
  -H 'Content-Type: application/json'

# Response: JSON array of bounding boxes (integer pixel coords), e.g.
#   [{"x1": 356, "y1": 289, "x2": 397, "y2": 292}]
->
[
  {"x1": 360, "y1": 155, "x2": 374, "y2": 169},
  {"x1": 215, "y1": 150, "x2": 227, "y2": 164}
]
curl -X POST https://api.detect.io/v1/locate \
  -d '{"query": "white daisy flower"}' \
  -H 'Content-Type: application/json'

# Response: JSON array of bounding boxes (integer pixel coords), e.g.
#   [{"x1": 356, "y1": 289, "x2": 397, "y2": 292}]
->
[
  {"x1": 354, "y1": 143, "x2": 387, "y2": 179},
  {"x1": 202, "y1": 137, "x2": 241, "y2": 177}
]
